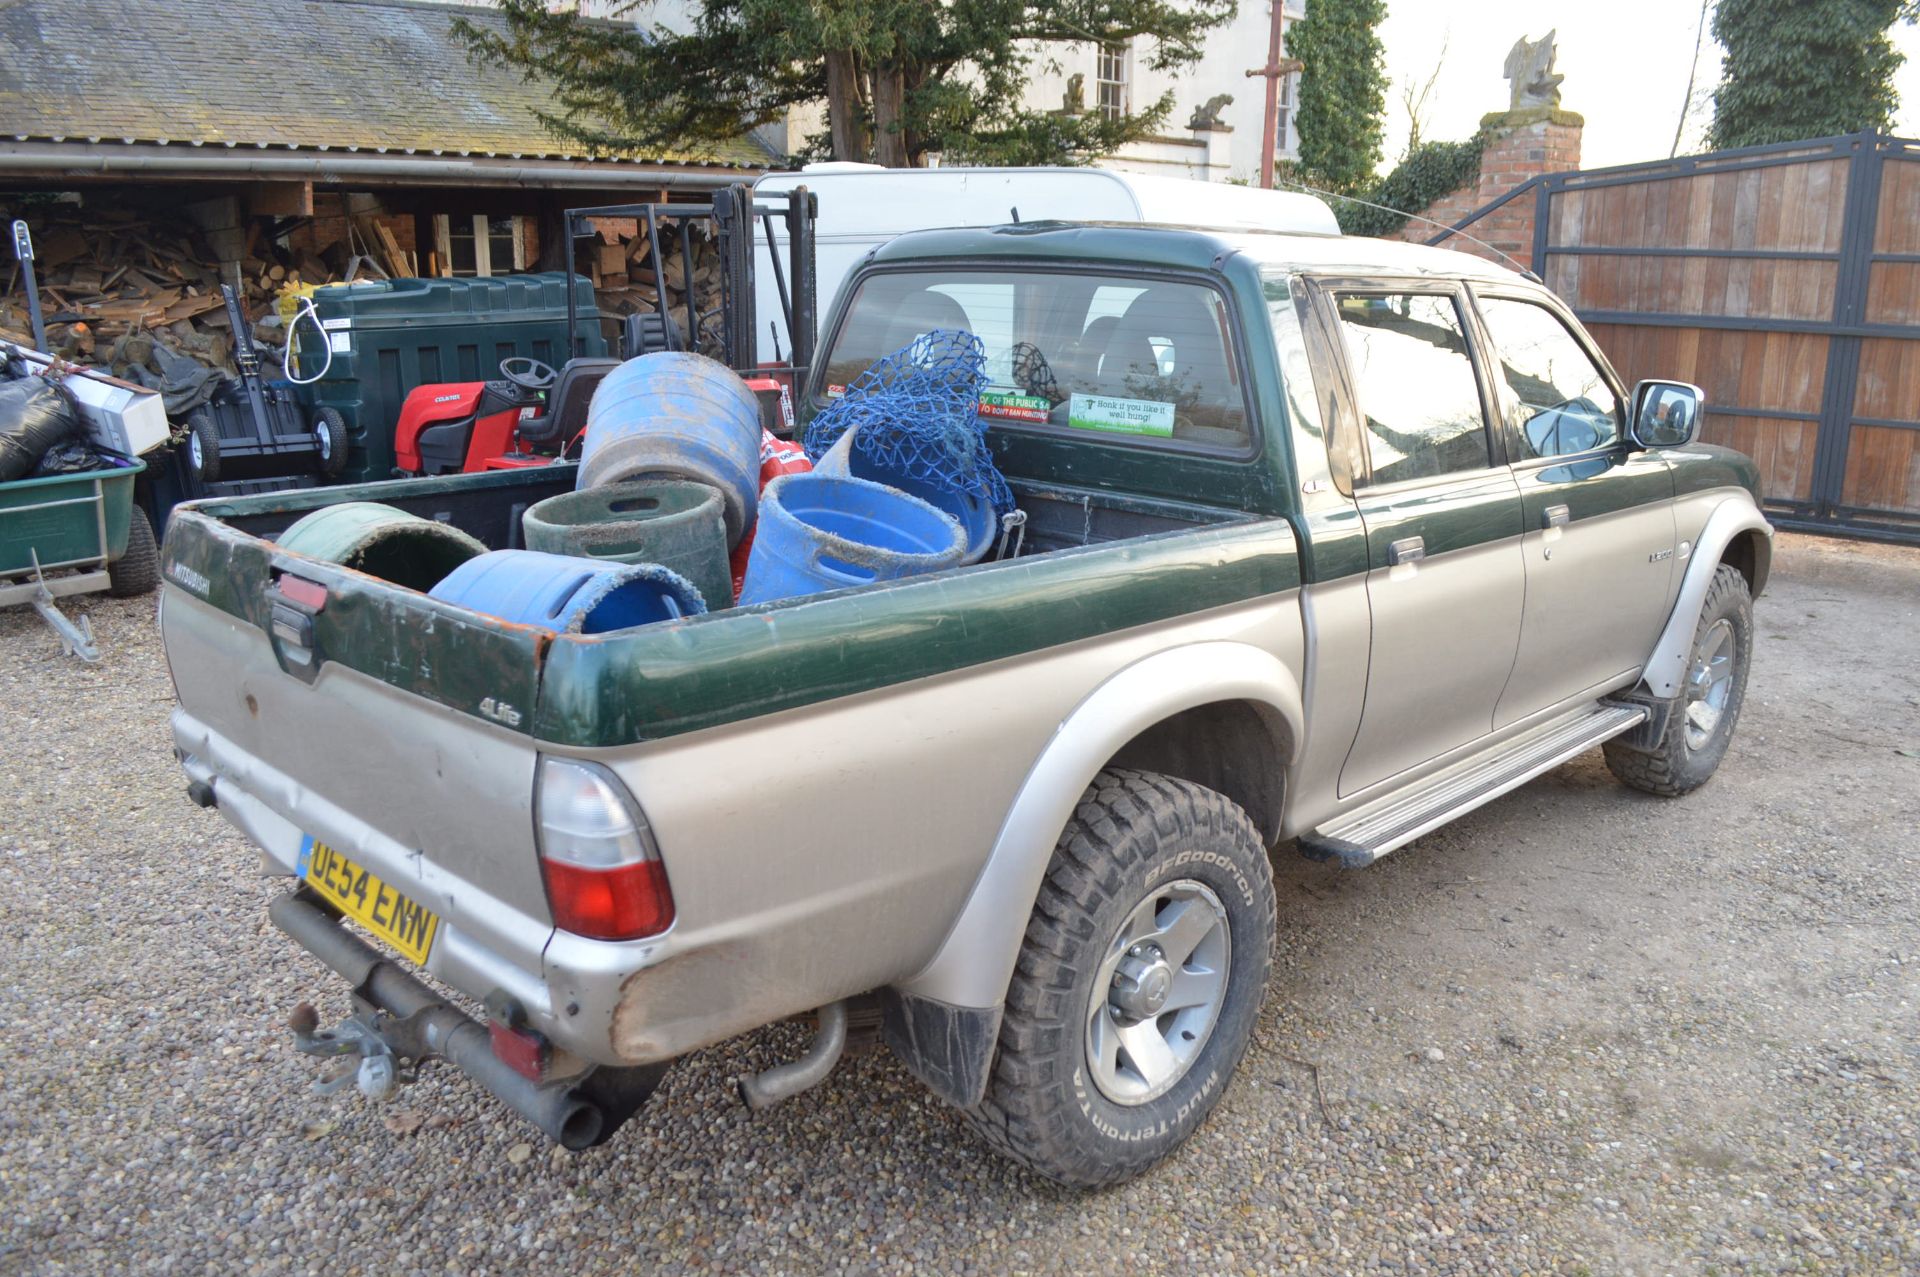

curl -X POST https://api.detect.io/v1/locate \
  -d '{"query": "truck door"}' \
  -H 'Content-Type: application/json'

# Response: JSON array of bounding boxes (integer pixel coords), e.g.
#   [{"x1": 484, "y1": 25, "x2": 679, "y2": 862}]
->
[
  {"x1": 1468, "y1": 291, "x2": 1680, "y2": 728},
  {"x1": 1319, "y1": 286, "x2": 1527, "y2": 798}
]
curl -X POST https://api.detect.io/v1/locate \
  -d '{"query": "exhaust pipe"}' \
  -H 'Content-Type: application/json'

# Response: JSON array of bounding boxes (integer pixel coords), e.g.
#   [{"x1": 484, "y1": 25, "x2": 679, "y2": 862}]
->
[
  {"x1": 737, "y1": 1000, "x2": 848, "y2": 1110},
  {"x1": 270, "y1": 890, "x2": 664, "y2": 1150}
]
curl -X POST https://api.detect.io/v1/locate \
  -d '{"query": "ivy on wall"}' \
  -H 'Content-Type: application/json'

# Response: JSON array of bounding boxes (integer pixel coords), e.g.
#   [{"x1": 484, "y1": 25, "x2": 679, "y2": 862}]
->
[{"x1": 1333, "y1": 133, "x2": 1487, "y2": 236}]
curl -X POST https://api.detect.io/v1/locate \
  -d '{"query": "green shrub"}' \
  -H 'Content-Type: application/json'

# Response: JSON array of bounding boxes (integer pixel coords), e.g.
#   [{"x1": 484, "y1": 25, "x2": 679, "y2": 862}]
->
[{"x1": 1334, "y1": 133, "x2": 1486, "y2": 237}]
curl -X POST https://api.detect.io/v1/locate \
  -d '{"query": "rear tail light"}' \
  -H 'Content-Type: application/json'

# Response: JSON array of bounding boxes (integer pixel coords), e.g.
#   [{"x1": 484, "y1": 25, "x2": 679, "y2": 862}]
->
[{"x1": 535, "y1": 758, "x2": 675, "y2": 941}]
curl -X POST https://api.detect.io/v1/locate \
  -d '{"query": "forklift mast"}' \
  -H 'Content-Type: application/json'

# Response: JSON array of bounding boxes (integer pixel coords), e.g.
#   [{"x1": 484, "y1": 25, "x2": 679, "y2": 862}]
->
[{"x1": 562, "y1": 183, "x2": 818, "y2": 397}]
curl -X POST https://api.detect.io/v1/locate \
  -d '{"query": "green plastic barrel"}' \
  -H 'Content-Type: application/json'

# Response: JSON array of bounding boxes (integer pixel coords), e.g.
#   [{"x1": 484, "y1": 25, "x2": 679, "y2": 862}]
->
[
  {"x1": 292, "y1": 273, "x2": 606, "y2": 483},
  {"x1": 522, "y1": 480, "x2": 733, "y2": 611},
  {"x1": 276, "y1": 501, "x2": 487, "y2": 592}
]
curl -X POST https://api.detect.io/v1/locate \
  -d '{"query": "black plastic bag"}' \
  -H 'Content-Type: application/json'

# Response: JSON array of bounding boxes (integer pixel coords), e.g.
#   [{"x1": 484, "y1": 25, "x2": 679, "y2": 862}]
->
[
  {"x1": 0, "y1": 376, "x2": 80, "y2": 482},
  {"x1": 30, "y1": 440, "x2": 107, "y2": 477}
]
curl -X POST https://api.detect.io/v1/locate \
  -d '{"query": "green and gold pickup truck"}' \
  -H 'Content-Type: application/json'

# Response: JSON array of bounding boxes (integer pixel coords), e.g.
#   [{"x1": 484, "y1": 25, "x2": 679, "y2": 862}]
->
[{"x1": 161, "y1": 221, "x2": 1771, "y2": 1187}]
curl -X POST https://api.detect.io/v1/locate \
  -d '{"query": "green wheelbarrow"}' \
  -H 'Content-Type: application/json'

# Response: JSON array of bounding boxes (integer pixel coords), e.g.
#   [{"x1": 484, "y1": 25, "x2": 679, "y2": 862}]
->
[{"x1": 0, "y1": 458, "x2": 159, "y2": 661}]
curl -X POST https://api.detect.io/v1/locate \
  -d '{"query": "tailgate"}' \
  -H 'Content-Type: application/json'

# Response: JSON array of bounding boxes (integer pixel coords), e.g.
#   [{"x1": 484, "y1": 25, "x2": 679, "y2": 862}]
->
[{"x1": 161, "y1": 506, "x2": 555, "y2": 961}]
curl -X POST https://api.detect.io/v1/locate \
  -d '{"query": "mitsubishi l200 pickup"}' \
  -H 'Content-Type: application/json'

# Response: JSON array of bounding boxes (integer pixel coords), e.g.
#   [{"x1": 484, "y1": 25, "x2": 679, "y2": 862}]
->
[{"x1": 160, "y1": 222, "x2": 1771, "y2": 1187}]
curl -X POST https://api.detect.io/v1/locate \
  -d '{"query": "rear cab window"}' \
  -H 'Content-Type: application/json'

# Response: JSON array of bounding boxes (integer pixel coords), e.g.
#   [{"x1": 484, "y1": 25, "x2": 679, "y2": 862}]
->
[{"x1": 820, "y1": 268, "x2": 1253, "y2": 453}]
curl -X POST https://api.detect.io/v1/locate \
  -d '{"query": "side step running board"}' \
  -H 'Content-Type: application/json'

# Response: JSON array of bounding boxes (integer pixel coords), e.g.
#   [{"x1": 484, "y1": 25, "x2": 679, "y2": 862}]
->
[{"x1": 1300, "y1": 703, "x2": 1647, "y2": 869}]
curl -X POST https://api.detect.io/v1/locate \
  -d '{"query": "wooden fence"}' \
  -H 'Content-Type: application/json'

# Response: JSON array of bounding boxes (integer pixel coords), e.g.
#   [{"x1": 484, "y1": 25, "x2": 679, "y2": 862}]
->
[{"x1": 1436, "y1": 131, "x2": 1920, "y2": 543}]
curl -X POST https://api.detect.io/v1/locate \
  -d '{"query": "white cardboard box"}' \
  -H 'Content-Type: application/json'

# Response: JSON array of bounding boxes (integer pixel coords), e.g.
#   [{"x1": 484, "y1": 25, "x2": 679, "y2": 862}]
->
[{"x1": 8, "y1": 346, "x2": 170, "y2": 456}]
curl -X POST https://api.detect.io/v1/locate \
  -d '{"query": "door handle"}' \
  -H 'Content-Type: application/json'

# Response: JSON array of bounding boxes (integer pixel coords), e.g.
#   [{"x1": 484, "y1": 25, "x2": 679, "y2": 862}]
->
[
  {"x1": 1386, "y1": 535, "x2": 1425, "y2": 566},
  {"x1": 1542, "y1": 503, "x2": 1571, "y2": 529}
]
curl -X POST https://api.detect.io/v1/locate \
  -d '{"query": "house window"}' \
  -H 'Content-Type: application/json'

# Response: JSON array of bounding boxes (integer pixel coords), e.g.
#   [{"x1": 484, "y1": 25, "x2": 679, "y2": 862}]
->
[
  {"x1": 1275, "y1": 69, "x2": 1300, "y2": 155},
  {"x1": 433, "y1": 214, "x2": 527, "y2": 278},
  {"x1": 1096, "y1": 42, "x2": 1130, "y2": 119}
]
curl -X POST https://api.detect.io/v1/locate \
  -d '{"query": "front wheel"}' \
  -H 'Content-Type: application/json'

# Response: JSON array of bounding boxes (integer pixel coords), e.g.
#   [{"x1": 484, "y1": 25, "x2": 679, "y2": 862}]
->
[
  {"x1": 963, "y1": 768, "x2": 1275, "y2": 1188},
  {"x1": 1605, "y1": 563, "x2": 1754, "y2": 796}
]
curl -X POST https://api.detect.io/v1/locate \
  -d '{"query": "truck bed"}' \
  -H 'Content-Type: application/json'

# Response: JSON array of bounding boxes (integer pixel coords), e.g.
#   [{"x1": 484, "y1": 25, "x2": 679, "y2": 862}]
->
[{"x1": 161, "y1": 462, "x2": 1298, "y2": 1067}]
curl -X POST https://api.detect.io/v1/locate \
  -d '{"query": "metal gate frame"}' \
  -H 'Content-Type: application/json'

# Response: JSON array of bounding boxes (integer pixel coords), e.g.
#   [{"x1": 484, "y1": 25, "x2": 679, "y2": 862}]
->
[{"x1": 1431, "y1": 130, "x2": 1920, "y2": 544}]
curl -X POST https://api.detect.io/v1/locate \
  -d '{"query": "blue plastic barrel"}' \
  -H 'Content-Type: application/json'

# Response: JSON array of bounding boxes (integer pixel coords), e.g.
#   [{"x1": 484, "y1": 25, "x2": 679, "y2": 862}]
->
[
  {"x1": 429, "y1": 550, "x2": 706, "y2": 634},
  {"x1": 738, "y1": 473, "x2": 966, "y2": 606},
  {"x1": 813, "y1": 434, "x2": 997, "y2": 564},
  {"x1": 576, "y1": 352, "x2": 762, "y2": 547}
]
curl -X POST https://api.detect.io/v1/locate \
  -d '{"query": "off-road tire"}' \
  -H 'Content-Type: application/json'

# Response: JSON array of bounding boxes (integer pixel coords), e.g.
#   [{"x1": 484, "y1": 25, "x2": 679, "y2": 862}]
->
[
  {"x1": 186, "y1": 412, "x2": 221, "y2": 484},
  {"x1": 107, "y1": 507, "x2": 160, "y2": 597},
  {"x1": 963, "y1": 768, "x2": 1276, "y2": 1188},
  {"x1": 311, "y1": 407, "x2": 349, "y2": 477},
  {"x1": 1605, "y1": 564, "x2": 1753, "y2": 796}
]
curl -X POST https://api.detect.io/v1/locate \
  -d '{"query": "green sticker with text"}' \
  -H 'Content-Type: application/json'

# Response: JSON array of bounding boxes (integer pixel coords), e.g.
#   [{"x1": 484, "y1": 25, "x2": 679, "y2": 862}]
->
[{"x1": 1066, "y1": 393, "x2": 1176, "y2": 437}]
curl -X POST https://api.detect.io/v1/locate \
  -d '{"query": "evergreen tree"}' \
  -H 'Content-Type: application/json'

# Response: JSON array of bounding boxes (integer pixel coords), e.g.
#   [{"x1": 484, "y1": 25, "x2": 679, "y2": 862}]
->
[
  {"x1": 1284, "y1": 0, "x2": 1388, "y2": 192},
  {"x1": 1708, "y1": 0, "x2": 1910, "y2": 149},
  {"x1": 453, "y1": 1, "x2": 1237, "y2": 168}
]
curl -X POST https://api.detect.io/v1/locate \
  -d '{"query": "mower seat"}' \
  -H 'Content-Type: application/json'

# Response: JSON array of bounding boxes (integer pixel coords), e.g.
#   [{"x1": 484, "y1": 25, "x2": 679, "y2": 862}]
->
[
  {"x1": 622, "y1": 311, "x2": 685, "y2": 359},
  {"x1": 517, "y1": 356, "x2": 618, "y2": 447}
]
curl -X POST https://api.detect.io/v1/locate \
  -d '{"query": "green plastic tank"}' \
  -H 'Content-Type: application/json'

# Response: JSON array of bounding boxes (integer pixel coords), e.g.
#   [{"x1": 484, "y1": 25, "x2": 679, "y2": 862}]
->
[{"x1": 291, "y1": 272, "x2": 606, "y2": 483}]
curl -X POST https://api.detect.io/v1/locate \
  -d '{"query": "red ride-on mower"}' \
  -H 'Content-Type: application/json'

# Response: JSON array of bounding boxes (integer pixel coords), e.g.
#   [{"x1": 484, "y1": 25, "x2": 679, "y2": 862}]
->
[{"x1": 392, "y1": 356, "x2": 563, "y2": 476}]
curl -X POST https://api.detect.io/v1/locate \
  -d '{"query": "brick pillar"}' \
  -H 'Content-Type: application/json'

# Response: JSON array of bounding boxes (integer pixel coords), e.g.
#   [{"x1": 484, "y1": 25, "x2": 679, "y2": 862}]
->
[{"x1": 1390, "y1": 107, "x2": 1583, "y2": 273}]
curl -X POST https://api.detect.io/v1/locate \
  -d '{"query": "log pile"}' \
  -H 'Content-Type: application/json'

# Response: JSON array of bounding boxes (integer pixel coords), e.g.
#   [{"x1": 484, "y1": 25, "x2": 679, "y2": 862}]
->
[
  {"x1": 586, "y1": 217, "x2": 726, "y2": 358},
  {"x1": 0, "y1": 204, "x2": 406, "y2": 379}
]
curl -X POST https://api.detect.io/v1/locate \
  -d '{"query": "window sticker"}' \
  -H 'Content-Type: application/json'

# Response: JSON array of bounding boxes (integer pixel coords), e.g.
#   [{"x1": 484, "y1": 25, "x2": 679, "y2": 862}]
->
[
  {"x1": 979, "y1": 390, "x2": 1051, "y2": 423},
  {"x1": 1066, "y1": 392, "x2": 1175, "y2": 438}
]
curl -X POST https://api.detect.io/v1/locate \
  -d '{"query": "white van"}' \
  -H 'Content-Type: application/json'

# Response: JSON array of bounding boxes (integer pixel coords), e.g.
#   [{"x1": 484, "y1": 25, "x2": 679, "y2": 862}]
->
[{"x1": 749, "y1": 164, "x2": 1340, "y2": 365}]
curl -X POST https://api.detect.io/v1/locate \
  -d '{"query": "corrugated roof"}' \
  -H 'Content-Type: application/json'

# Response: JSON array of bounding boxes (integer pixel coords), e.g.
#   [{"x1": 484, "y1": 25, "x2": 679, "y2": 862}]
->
[{"x1": 0, "y1": 0, "x2": 772, "y2": 169}]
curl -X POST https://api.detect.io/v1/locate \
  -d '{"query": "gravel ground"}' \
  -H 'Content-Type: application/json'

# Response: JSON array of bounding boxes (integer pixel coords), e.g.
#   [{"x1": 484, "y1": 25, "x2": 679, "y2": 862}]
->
[{"x1": 1, "y1": 531, "x2": 1916, "y2": 1276}]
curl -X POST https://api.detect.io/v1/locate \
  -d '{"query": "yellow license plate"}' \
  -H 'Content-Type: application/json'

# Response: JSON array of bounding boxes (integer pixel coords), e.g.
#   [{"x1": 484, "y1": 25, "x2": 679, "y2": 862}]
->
[{"x1": 299, "y1": 838, "x2": 439, "y2": 965}]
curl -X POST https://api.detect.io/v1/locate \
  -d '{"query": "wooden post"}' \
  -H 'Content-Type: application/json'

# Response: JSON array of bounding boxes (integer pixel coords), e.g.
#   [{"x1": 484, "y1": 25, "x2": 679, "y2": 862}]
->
[{"x1": 1245, "y1": 4, "x2": 1303, "y2": 189}]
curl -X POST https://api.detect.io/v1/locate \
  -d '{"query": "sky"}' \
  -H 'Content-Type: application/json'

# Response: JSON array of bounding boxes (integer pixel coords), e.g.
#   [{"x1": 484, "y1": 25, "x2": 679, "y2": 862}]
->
[{"x1": 1375, "y1": 1, "x2": 1920, "y2": 170}]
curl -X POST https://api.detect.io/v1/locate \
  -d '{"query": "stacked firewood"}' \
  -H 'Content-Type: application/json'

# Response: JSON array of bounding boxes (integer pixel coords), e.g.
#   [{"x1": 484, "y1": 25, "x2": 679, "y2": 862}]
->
[
  {"x1": 0, "y1": 204, "x2": 397, "y2": 377},
  {"x1": 586, "y1": 218, "x2": 725, "y2": 357}
]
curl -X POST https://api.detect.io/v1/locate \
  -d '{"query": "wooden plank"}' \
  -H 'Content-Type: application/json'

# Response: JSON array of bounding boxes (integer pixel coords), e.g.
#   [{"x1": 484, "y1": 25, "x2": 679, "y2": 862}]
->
[
  {"x1": 1853, "y1": 336, "x2": 1920, "y2": 421},
  {"x1": 1839, "y1": 423, "x2": 1920, "y2": 513},
  {"x1": 1865, "y1": 261, "x2": 1920, "y2": 326},
  {"x1": 1873, "y1": 157, "x2": 1920, "y2": 254},
  {"x1": 1700, "y1": 410, "x2": 1820, "y2": 502}
]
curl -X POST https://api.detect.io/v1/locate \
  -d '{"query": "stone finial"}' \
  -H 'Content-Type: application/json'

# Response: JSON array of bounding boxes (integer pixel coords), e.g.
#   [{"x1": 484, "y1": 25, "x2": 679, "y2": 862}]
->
[
  {"x1": 1503, "y1": 30, "x2": 1565, "y2": 111},
  {"x1": 1187, "y1": 93, "x2": 1234, "y2": 132},
  {"x1": 1063, "y1": 73, "x2": 1085, "y2": 115}
]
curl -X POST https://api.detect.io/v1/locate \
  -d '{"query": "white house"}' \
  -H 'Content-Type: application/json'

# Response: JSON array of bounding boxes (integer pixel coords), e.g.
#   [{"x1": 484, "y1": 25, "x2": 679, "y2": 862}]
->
[{"x1": 1017, "y1": 1, "x2": 1306, "y2": 183}]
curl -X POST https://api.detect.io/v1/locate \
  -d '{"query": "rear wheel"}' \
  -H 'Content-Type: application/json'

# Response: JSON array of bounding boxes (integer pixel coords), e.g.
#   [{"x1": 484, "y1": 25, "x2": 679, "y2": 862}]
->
[
  {"x1": 963, "y1": 768, "x2": 1275, "y2": 1187},
  {"x1": 107, "y1": 507, "x2": 160, "y2": 597},
  {"x1": 1605, "y1": 564, "x2": 1753, "y2": 796},
  {"x1": 186, "y1": 413, "x2": 221, "y2": 484},
  {"x1": 311, "y1": 407, "x2": 348, "y2": 477}
]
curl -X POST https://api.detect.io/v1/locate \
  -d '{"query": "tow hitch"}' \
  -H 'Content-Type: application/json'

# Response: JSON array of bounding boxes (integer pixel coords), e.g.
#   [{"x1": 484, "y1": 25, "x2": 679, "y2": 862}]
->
[
  {"x1": 271, "y1": 889, "x2": 666, "y2": 1150},
  {"x1": 288, "y1": 1001, "x2": 408, "y2": 1101}
]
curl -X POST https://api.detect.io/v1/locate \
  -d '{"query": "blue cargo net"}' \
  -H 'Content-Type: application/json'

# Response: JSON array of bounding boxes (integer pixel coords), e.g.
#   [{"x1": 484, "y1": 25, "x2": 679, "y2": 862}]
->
[{"x1": 803, "y1": 328, "x2": 1014, "y2": 515}]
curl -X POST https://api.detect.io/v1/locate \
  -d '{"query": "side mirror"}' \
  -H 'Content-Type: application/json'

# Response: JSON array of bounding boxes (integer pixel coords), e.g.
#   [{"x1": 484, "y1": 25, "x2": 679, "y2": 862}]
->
[{"x1": 1629, "y1": 379, "x2": 1704, "y2": 449}]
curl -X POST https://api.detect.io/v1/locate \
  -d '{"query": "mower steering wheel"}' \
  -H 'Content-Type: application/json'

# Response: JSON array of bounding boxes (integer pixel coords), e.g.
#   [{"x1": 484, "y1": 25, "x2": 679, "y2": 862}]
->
[{"x1": 499, "y1": 356, "x2": 558, "y2": 391}]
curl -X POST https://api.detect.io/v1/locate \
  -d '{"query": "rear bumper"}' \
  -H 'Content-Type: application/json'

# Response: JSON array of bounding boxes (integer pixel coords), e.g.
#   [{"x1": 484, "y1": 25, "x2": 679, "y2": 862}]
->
[
  {"x1": 174, "y1": 708, "x2": 667, "y2": 1067},
  {"x1": 270, "y1": 890, "x2": 665, "y2": 1148}
]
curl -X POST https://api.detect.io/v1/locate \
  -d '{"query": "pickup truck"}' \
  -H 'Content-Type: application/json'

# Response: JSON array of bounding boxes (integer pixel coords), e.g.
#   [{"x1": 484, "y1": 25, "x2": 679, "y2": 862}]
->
[{"x1": 160, "y1": 221, "x2": 1772, "y2": 1188}]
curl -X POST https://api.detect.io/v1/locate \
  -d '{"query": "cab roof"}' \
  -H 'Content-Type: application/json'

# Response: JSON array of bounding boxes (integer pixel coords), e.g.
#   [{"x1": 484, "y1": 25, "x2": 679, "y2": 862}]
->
[{"x1": 865, "y1": 221, "x2": 1533, "y2": 286}]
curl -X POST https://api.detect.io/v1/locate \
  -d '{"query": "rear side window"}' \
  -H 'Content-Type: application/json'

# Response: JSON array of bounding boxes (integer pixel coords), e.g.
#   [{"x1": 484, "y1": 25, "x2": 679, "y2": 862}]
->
[
  {"x1": 1332, "y1": 292, "x2": 1491, "y2": 486},
  {"x1": 822, "y1": 269, "x2": 1250, "y2": 450},
  {"x1": 1476, "y1": 296, "x2": 1621, "y2": 459}
]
